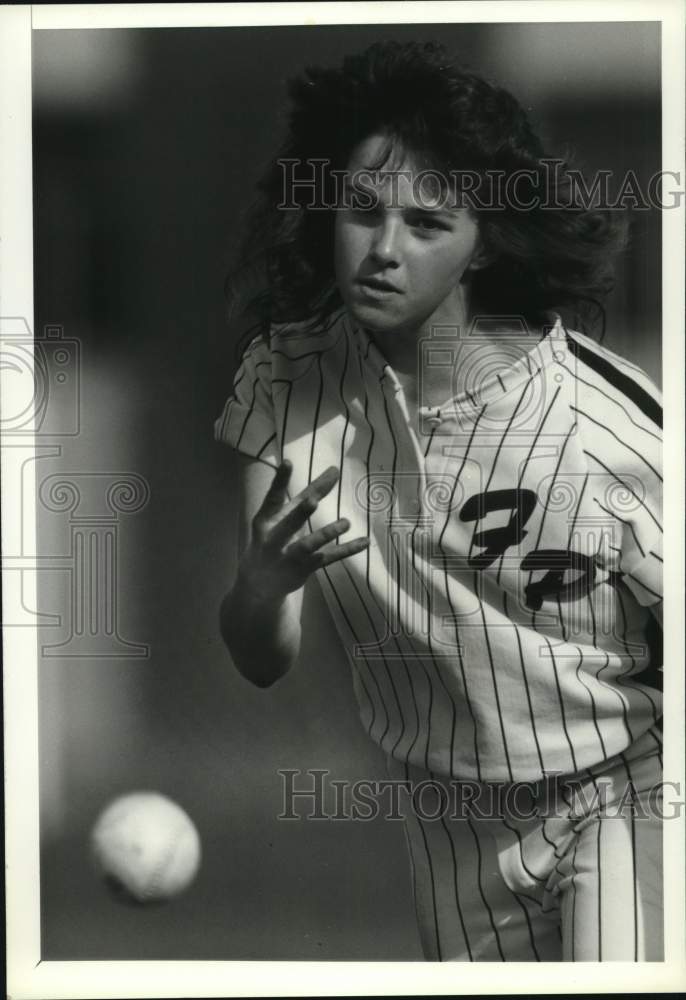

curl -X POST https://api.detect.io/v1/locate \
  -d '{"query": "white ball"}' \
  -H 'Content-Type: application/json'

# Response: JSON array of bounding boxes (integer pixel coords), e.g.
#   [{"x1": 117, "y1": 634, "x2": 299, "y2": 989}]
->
[{"x1": 91, "y1": 792, "x2": 201, "y2": 903}]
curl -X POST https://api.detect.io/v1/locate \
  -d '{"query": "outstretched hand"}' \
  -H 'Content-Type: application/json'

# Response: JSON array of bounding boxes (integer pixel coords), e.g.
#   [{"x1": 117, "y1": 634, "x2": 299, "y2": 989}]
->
[{"x1": 237, "y1": 461, "x2": 369, "y2": 603}]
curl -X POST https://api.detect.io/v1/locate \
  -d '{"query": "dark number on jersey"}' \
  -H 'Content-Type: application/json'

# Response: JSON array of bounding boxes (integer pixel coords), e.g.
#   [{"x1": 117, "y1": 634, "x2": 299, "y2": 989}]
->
[{"x1": 459, "y1": 488, "x2": 596, "y2": 610}]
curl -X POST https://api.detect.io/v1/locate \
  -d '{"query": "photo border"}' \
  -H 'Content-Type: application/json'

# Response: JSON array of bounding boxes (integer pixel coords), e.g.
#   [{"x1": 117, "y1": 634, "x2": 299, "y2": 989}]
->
[{"x1": 2, "y1": 2, "x2": 684, "y2": 996}]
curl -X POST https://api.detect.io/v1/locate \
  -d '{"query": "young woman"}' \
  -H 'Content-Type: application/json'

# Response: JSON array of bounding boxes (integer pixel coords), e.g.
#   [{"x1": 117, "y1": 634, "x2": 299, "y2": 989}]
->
[{"x1": 214, "y1": 41, "x2": 663, "y2": 961}]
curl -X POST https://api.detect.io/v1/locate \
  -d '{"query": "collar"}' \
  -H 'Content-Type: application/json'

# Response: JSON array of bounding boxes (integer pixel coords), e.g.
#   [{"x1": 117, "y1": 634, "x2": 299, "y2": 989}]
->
[{"x1": 349, "y1": 312, "x2": 566, "y2": 412}]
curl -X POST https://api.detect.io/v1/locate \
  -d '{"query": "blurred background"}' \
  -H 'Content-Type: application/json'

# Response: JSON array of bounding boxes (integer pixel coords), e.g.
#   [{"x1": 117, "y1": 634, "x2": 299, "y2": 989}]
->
[{"x1": 33, "y1": 21, "x2": 661, "y2": 960}]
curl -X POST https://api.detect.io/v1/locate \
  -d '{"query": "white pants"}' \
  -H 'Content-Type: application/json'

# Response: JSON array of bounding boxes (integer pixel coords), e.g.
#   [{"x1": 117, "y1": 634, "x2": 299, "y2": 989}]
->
[{"x1": 387, "y1": 726, "x2": 663, "y2": 961}]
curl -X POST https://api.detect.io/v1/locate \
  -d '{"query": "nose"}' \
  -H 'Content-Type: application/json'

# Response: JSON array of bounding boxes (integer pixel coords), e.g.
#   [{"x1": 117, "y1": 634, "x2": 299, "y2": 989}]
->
[{"x1": 369, "y1": 216, "x2": 401, "y2": 268}]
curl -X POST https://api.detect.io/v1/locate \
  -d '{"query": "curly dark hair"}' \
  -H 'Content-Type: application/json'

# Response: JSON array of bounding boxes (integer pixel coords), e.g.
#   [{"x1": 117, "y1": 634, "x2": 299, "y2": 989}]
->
[{"x1": 227, "y1": 40, "x2": 628, "y2": 343}]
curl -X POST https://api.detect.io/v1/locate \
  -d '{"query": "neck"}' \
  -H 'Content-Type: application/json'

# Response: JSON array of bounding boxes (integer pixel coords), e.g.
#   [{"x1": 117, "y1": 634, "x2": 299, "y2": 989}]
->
[
  {"x1": 368, "y1": 290, "x2": 470, "y2": 407},
  {"x1": 371, "y1": 289, "x2": 470, "y2": 370},
  {"x1": 366, "y1": 306, "x2": 546, "y2": 409}
]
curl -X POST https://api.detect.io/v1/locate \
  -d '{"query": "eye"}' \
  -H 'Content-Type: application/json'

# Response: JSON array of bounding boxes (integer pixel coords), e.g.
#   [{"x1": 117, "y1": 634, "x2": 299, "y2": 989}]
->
[{"x1": 409, "y1": 213, "x2": 449, "y2": 233}]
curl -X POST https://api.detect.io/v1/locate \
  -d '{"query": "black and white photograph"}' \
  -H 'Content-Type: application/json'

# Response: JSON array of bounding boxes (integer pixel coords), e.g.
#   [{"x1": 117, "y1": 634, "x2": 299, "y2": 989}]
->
[{"x1": 2, "y1": 2, "x2": 684, "y2": 996}]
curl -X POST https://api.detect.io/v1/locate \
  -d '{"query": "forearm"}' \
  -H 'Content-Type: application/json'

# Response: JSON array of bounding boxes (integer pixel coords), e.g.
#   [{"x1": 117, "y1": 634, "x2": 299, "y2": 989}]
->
[{"x1": 219, "y1": 575, "x2": 301, "y2": 687}]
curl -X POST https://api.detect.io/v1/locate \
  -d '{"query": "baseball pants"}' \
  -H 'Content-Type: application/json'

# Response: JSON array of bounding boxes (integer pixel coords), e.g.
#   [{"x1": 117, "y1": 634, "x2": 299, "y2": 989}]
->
[{"x1": 387, "y1": 725, "x2": 664, "y2": 961}]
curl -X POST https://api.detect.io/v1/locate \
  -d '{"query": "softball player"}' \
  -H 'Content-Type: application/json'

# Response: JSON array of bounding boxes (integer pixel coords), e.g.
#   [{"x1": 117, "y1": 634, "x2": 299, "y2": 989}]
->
[{"x1": 215, "y1": 42, "x2": 663, "y2": 961}]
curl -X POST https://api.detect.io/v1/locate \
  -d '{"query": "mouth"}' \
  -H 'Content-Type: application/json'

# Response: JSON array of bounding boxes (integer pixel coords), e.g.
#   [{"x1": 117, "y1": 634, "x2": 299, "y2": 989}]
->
[{"x1": 357, "y1": 276, "x2": 402, "y2": 295}]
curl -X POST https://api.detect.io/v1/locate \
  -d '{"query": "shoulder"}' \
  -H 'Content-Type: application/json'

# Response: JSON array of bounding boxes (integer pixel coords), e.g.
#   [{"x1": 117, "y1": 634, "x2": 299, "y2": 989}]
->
[
  {"x1": 269, "y1": 308, "x2": 348, "y2": 357},
  {"x1": 561, "y1": 326, "x2": 662, "y2": 436},
  {"x1": 247, "y1": 309, "x2": 351, "y2": 389},
  {"x1": 234, "y1": 332, "x2": 273, "y2": 376},
  {"x1": 560, "y1": 327, "x2": 662, "y2": 495}
]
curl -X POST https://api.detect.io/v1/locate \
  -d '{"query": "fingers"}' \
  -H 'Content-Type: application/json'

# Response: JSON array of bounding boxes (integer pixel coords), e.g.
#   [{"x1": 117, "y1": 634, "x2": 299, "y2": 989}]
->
[
  {"x1": 286, "y1": 518, "x2": 351, "y2": 556},
  {"x1": 258, "y1": 461, "x2": 293, "y2": 520},
  {"x1": 315, "y1": 536, "x2": 370, "y2": 568},
  {"x1": 267, "y1": 466, "x2": 340, "y2": 548},
  {"x1": 299, "y1": 465, "x2": 340, "y2": 504},
  {"x1": 268, "y1": 494, "x2": 319, "y2": 549},
  {"x1": 283, "y1": 512, "x2": 369, "y2": 574}
]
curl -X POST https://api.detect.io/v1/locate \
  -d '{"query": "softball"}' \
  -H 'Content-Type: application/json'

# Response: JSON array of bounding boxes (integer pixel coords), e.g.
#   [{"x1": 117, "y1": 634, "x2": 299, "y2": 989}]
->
[{"x1": 90, "y1": 791, "x2": 201, "y2": 903}]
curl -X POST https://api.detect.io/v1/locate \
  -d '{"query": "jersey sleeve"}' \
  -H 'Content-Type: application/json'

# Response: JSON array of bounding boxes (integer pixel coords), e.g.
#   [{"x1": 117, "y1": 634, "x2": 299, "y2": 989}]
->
[
  {"x1": 213, "y1": 337, "x2": 279, "y2": 468},
  {"x1": 574, "y1": 361, "x2": 663, "y2": 608},
  {"x1": 614, "y1": 469, "x2": 663, "y2": 608}
]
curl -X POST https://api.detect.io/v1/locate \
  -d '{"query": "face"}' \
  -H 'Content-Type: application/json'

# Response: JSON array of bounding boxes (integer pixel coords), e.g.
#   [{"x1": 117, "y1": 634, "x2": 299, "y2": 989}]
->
[{"x1": 334, "y1": 134, "x2": 485, "y2": 339}]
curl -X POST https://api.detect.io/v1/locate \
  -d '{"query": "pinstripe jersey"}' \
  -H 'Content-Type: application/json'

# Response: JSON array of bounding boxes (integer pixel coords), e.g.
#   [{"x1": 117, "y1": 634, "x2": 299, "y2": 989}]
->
[{"x1": 214, "y1": 310, "x2": 663, "y2": 783}]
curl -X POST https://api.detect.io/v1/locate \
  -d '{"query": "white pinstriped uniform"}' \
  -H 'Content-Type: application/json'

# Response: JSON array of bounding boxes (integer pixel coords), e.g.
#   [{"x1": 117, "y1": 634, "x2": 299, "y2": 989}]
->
[{"x1": 215, "y1": 310, "x2": 663, "y2": 960}]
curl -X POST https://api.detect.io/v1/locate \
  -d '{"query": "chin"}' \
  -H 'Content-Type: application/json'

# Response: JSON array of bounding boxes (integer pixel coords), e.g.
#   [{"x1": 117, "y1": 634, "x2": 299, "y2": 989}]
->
[{"x1": 346, "y1": 300, "x2": 407, "y2": 333}]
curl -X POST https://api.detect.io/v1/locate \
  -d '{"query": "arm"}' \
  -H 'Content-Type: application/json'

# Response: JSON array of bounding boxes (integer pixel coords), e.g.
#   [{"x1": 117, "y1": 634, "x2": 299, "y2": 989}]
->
[
  {"x1": 219, "y1": 456, "x2": 369, "y2": 688},
  {"x1": 220, "y1": 456, "x2": 303, "y2": 687}
]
